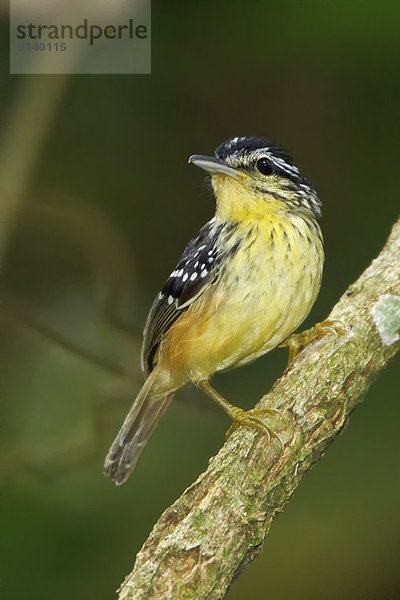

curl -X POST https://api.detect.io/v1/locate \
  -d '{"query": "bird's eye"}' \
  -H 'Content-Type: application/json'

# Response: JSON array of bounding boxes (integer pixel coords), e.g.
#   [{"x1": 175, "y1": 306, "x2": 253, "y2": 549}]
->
[{"x1": 256, "y1": 158, "x2": 274, "y2": 176}]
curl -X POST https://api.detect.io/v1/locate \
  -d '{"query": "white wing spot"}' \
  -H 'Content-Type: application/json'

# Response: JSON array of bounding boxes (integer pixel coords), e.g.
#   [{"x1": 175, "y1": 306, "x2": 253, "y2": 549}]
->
[
  {"x1": 190, "y1": 272, "x2": 198, "y2": 281},
  {"x1": 182, "y1": 273, "x2": 188, "y2": 282},
  {"x1": 158, "y1": 292, "x2": 164, "y2": 299},
  {"x1": 168, "y1": 295, "x2": 174, "y2": 305},
  {"x1": 201, "y1": 269, "x2": 208, "y2": 278},
  {"x1": 208, "y1": 257, "x2": 214, "y2": 263},
  {"x1": 178, "y1": 269, "x2": 184, "y2": 276}
]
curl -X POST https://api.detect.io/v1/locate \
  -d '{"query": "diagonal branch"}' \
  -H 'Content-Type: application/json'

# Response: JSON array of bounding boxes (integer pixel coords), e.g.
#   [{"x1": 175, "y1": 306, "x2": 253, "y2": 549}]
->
[{"x1": 117, "y1": 217, "x2": 400, "y2": 600}]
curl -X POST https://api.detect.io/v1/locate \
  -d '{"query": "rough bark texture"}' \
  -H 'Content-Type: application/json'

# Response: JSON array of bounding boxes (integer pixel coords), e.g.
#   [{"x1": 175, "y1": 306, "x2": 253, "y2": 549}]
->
[{"x1": 118, "y1": 218, "x2": 400, "y2": 600}]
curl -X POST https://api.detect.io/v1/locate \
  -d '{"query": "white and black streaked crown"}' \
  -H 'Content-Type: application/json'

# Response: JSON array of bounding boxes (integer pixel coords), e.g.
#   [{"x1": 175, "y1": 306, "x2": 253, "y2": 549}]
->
[{"x1": 215, "y1": 136, "x2": 310, "y2": 187}]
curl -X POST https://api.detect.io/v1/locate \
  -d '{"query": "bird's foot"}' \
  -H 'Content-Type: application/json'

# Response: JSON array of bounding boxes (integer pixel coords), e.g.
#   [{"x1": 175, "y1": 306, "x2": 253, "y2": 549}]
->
[
  {"x1": 197, "y1": 380, "x2": 285, "y2": 452},
  {"x1": 279, "y1": 319, "x2": 354, "y2": 366},
  {"x1": 225, "y1": 406, "x2": 284, "y2": 452}
]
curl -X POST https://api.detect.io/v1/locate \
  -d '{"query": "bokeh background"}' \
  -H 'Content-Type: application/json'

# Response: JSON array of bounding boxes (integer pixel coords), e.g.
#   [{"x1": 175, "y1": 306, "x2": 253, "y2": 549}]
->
[{"x1": 1, "y1": 2, "x2": 400, "y2": 599}]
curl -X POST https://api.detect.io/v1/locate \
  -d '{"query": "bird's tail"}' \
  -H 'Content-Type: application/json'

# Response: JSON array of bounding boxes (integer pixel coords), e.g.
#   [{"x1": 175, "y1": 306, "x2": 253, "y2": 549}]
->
[{"x1": 104, "y1": 370, "x2": 174, "y2": 485}]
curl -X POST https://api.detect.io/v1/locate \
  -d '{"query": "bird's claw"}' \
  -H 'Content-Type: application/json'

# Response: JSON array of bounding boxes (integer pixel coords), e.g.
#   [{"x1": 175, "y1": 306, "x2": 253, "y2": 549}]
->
[
  {"x1": 225, "y1": 407, "x2": 285, "y2": 453},
  {"x1": 280, "y1": 319, "x2": 355, "y2": 365},
  {"x1": 320, "y1": 319, "x2": 354, "y2": 338}
]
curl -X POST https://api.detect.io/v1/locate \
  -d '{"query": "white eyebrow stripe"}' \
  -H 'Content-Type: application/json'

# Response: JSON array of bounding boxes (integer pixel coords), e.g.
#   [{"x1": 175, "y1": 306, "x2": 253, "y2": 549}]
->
[
  {"x1": 267, "y1": 154, "x2": 300, "y2": 175},
  {"x1": 225, "y1": 147, "x2": 301, "y2": 178}
]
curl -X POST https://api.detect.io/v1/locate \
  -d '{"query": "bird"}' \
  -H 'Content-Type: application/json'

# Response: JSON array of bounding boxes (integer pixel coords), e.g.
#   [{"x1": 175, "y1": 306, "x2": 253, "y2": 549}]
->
[{"x1": 105, "y1": 135, "x2": 326, "y2": 485}]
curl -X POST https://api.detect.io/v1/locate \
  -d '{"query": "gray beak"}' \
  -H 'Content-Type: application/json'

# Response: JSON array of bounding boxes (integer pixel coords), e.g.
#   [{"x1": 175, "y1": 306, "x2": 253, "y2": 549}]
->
[{"x1": 188, "y1": 155, "x2": 241, "y2": 179}]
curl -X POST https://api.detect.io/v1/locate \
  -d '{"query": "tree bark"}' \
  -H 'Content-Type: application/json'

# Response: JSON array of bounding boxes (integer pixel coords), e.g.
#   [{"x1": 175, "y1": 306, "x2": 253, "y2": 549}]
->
[{"x1": 117, "y1": 218, "x2": 400, "y2": 600}]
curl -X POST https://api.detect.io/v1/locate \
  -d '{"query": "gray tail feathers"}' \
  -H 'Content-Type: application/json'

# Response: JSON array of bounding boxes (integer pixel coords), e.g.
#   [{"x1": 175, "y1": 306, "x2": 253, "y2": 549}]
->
[{"x1": 104, "y1": 371, "x2": 174, "y2": 485}]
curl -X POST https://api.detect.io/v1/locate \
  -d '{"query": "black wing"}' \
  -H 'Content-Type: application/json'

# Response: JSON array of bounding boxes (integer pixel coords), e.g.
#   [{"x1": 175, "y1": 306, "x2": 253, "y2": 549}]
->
[{"x1": 141, "y1": 221, "x2": 224, "y2": 375}]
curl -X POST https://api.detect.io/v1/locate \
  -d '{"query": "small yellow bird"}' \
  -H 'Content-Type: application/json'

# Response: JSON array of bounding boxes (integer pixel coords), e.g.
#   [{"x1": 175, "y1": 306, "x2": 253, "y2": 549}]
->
[{"x1": 105, "y1": 136, "x2": 325, "y2": 485}]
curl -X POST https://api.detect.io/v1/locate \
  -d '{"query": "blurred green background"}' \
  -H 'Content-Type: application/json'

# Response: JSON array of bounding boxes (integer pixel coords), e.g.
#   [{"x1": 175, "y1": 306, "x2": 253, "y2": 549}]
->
[{"x1": 1, "y1": 1, "x2": 400, "y2": 599}]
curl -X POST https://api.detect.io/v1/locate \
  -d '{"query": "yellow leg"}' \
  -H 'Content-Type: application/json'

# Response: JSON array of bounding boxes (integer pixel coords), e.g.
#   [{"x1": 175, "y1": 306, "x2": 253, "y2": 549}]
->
[
  {"x1": 279, "y1": 319, "x2": 353, "y2": 366},
  {"x1": 197, "y1": 380, "x2": 284, "y2": 452}
]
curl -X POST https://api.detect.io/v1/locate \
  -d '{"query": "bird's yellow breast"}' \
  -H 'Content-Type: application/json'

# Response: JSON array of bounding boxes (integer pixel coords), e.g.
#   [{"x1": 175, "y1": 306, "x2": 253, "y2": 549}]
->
[{"x1": 160, "y1": 211, "x2": 324, "y2": 384}]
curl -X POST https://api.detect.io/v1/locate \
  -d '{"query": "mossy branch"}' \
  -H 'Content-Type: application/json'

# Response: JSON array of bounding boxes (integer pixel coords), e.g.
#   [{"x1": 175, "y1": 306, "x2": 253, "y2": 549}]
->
[{"x1": 117, "y1": 218, "x2": 400, "y2": 600}]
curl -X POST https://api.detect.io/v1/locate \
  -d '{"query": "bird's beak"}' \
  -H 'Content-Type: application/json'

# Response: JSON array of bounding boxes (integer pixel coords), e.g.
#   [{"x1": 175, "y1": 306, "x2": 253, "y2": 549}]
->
[{"x1": 188, "y1": 155, "x2": 241, "y2": 179}]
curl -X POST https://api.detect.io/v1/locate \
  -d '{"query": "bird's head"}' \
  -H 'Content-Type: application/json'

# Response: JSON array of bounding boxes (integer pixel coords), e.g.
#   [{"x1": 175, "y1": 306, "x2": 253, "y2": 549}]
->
[{"x1": 189, "y1": 136, "x2": 321, "y2": 223}]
